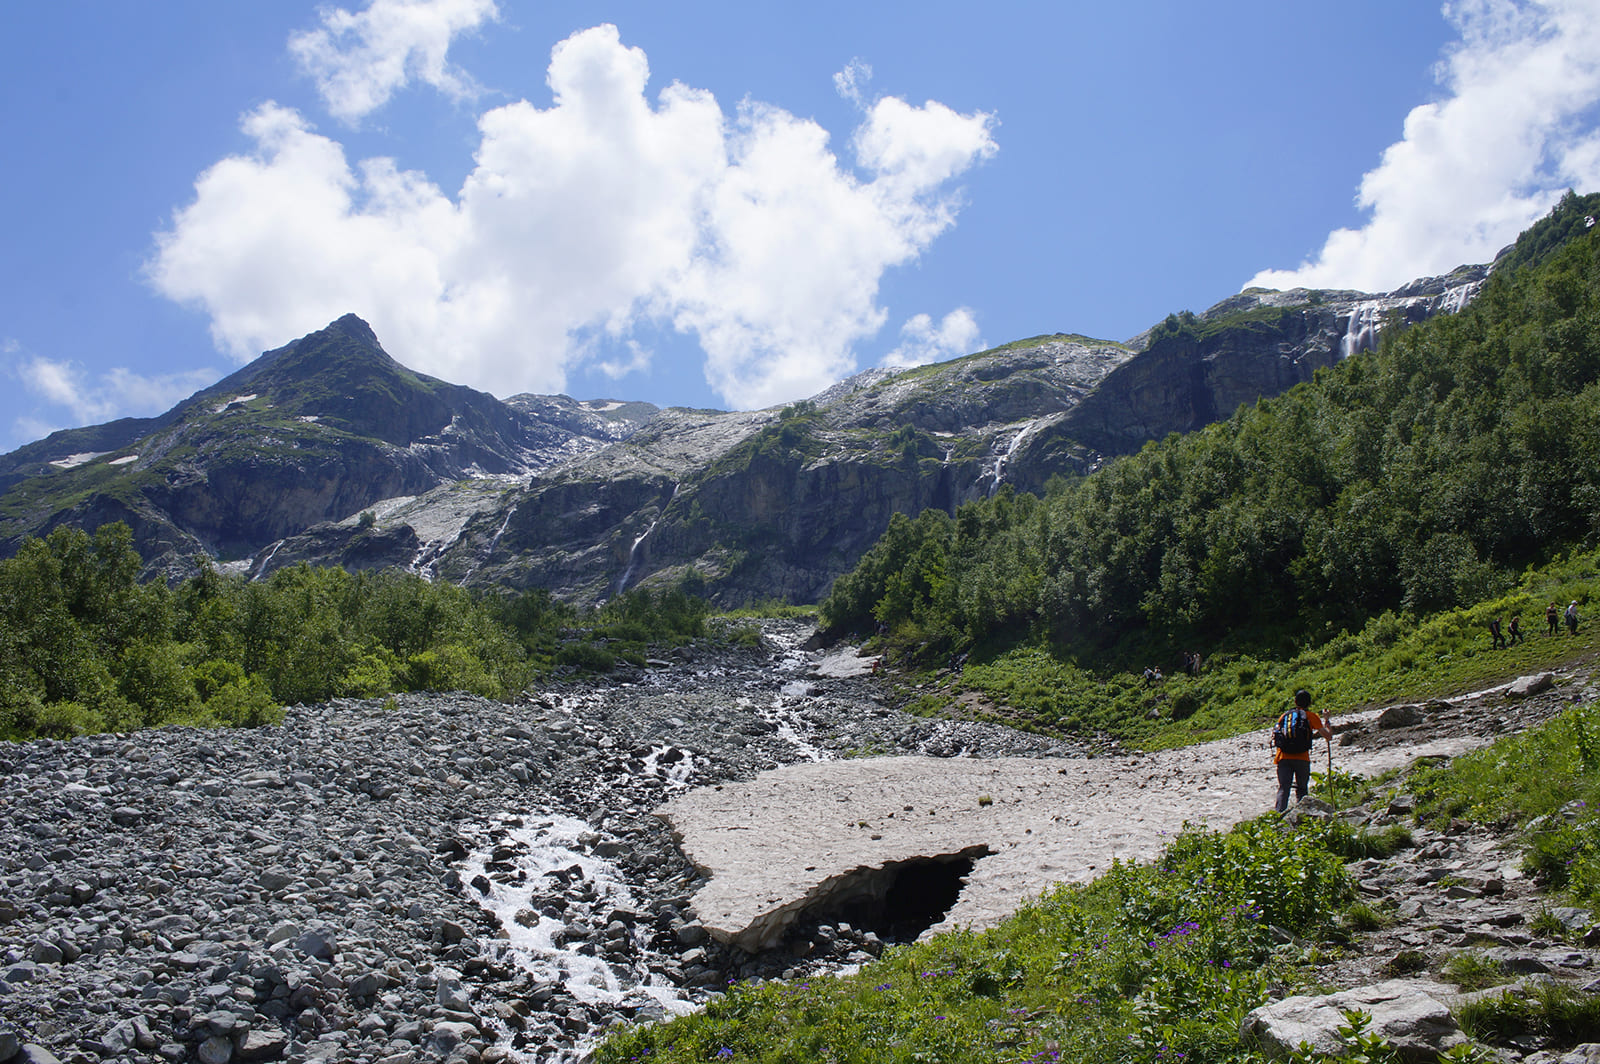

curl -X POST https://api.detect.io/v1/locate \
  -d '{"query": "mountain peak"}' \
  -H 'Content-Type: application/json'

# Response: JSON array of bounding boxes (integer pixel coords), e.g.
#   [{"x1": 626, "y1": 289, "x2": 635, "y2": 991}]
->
[{"x1": 327, "y1": 313, "x2": 381, "y2": 347}]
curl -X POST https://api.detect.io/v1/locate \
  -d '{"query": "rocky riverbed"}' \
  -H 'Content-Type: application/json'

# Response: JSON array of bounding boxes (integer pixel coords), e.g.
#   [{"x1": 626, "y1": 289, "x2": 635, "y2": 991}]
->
[
  {"x1": 1, "y1": 621, "x2": 1595, "y2": 1064},
  {"x1": 0, "y1": 622, "x2": 1085, "y2": 1064}
]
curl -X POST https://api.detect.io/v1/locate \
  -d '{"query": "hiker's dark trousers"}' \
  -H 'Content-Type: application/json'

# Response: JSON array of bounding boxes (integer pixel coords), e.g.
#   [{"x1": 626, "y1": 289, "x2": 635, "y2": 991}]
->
[{"x1": 1276, "y1": 760, "x2": 1310, "y2": 813}]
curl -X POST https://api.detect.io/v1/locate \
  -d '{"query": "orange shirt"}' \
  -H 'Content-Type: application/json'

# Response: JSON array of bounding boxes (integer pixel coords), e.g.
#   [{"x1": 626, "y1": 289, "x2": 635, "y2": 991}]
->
[{"x1": 1273, "y1": 709, "x2": 1330, "y2": 763}]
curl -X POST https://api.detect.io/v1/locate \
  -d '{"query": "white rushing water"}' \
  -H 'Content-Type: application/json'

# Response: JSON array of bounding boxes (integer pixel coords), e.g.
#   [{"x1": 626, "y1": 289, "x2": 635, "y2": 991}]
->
[
  {"x1": 456, "y1": 619, "x2": 872, "y2": 1060},
  {"x1": 1339, "y1": 300, "x2": 1388, "y2": 360},
  {"x1": 615, "y1": 486, "x2": 678, "y2": 594},
  {"x1": 459, "y1": 813, "x2": 701, "y2": 1062}
]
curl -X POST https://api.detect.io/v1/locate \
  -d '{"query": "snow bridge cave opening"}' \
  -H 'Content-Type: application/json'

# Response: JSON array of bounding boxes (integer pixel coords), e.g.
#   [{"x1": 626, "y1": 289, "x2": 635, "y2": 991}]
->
[{"x1": 803, "y1": 846, "x2": 991, "y2": 944}]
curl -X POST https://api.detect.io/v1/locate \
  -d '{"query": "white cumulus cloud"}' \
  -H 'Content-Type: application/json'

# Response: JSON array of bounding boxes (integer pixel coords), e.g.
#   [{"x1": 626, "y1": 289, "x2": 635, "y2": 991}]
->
[
  {"x1": 13, "y1": 355, "x2": 217, "y2": 440},
  {"x1": 149, "y1": 23, "x2": 996, "y2": 410},
  {"x1": 290, "y1": 0, "x2": 499, "y2": 124},
  {"x1": 882, "y1": 309, "x2": 982, "y2": 369},
  {"x1": 1247, "y1": 0, "x2": 1600, "y2": 294}
]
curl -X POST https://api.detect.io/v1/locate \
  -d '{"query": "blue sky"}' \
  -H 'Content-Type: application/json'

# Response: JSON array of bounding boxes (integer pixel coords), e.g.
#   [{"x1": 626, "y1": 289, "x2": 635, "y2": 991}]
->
[{"x1": 4, "y1": 1, "x2": 1599, "y2": 449}]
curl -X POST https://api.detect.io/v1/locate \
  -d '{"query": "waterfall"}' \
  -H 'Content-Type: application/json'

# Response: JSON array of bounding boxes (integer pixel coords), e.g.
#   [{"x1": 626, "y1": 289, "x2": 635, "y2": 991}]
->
[
  {"x1": 614, "y1": 486, "x2": 677, "y2": 595},
  {"x1": 1437, "y1": 279, "x2": 1483, "y2": 316},
  {"x1": 986, "y1": 420, "x2": 1042, "y2": 496},
  {"x1": 252, "y1": 540, "x2": 283, "y2": 580},
  {"x1": 1339, "y1": 301, "x2": 1387, "y2": 360},
  {"x1": 457, "y1": 504, "x2": 519, "y2": 583},
  {"x1": 485, "y1": 504, "x2": 517, "y2": 555}
]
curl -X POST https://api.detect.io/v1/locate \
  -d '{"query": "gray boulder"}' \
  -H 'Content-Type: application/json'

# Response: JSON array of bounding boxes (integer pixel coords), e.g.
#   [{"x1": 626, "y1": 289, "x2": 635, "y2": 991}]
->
[
  {"x1": 1508, "y1": 673, "x2": 1556, "y2": 697},
  {"x1": 1524, "y1": 1047, "x2": 1600, "y2": 1064},
  {"x1": 1378, "y1": 704, "x2": 1425, "y2": 729},
  {"x1": 17, "y1": 1047, "x2": 64, "y2": 1064},
  {"x1": 1240, "y1": 978, "x2": 1469, "y2": 1061}
]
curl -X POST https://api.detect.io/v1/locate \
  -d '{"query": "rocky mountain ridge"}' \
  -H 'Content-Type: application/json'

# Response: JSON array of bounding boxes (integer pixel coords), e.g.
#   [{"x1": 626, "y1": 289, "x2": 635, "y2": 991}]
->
[{"x1": 0, "y1": 268, "x2": 1488, "y2": 603}]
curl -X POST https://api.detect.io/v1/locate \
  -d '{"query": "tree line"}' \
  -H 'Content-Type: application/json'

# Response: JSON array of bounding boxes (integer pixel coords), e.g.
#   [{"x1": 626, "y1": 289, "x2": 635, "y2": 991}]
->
[
  {"x1": 0, "y1": 523, "x2": 710, "y2": 740},
  {"x1": 822, "y1": 193, "x2": 1600, "y2": 667}
]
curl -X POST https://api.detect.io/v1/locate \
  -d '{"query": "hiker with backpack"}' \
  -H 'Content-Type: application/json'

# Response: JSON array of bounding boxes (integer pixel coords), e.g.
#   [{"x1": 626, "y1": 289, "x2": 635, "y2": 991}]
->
[{"x1": 1273, "y1": 688, "x2": 1332, "y2": 814}]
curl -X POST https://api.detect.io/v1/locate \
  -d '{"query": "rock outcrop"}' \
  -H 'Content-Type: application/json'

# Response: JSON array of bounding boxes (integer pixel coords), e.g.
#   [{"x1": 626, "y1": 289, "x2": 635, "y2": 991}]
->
[
  {"x1": 1039, "y1": 265, "x2": 1487, "y2": 464},
  {"x1": 1240, "y1": 979, "x2": 1470, "y2": 1061}
]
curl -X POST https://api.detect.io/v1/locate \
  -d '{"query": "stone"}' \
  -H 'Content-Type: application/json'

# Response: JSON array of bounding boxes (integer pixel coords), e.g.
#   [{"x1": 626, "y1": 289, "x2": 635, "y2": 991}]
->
[
  {"x1": 437, "y1": 972, "x2": 473, "y2": 1014},
  {"x1": 1551, "y1": 906, "x2": 1594, "y2": 932},
  {"x1": 1240, "y1": 979, "x2": 1468, "y2": 1062},
  {"x1": 264, "y1": 922, "x2": 299, "y2": 946},
  {"x1": 1377, "y1": 705, "x2": 1424, "y2": 729},
  {"x1": 0, "y1": 1029, "x2": 17, "y2": 1062},
  {"x1": 1507, "y1": 673, "x2": 1556, "y2": 697},
  {"x1": 197, "y1": 1037, "x2": 234, "y2": 1064},
  {"x1": 235, "y1": 1028, "x2": 288, "y2": 1061},
  {"x1": 16, "y1": 1047, "x2": 63, "y2": 1064},
  {"x1": 1522, "y1": 1047, "x2": 1600, "y2": 1064},
  {"x1": 102, "y1": 1017, "x2": 156, "y2": 1053},
  {"x1": 347, "y1": 971, "x2": 382, "y2": 999},
  {"x1": 1285, "y1": 796, "x2": 1335, "y2": 825},
  {"x1": 295, "y1": 929, "x2": 337, "y2": 962},
  {"x1": 425, "y1": 1021, "x2": 480, "y2": 1056}
]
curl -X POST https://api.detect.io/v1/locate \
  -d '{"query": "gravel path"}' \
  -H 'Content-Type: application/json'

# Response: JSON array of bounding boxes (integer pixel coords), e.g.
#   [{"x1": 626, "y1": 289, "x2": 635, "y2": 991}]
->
[{"x1": 0, "y1": 623, "x2": 1588, "y2": 1064}]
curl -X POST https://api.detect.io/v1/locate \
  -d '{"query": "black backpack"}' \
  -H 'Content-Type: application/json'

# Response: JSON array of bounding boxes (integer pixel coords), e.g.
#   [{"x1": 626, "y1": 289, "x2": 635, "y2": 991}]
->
[{"x1": 1273, "y1": 708, "x2": 1313, "y2": 754}]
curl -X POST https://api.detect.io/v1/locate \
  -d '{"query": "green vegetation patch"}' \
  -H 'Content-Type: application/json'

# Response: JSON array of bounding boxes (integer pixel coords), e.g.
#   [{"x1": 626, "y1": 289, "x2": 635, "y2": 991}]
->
[
  {"x1": 1409, "y1": 707, "x2": 1600, "y2": 908},
  {"x1": 0, "y1": 524, "x2": 735, "y2": 742}
]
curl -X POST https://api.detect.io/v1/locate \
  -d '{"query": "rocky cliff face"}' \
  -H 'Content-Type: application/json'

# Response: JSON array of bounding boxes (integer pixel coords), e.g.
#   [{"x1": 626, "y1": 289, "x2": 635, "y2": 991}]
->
[
  {"x1": 0, "y1": 261, "x2": 1491, "y2": 602},
  {"x1": 395, "y1": 336, "x2": 1137, "y2": 604},
  {"x1": 1058, "y1": 265, "x2": 1488, "y2": 459}
]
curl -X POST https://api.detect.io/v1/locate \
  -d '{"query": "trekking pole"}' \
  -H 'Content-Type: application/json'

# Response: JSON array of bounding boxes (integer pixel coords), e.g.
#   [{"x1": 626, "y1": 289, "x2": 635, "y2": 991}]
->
[{"x1": 1325, "y1": 723, "x2": 1333, "y2": 784}]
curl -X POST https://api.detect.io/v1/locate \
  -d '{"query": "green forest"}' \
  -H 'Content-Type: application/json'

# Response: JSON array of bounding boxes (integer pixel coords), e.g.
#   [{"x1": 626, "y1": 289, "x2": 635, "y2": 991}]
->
[
  {"x1": 821, "y1": 191, "x2": 1600, "y2": 740},
  {"x1": 0, "y1": 522, "x2": 715, "y2": 741}
]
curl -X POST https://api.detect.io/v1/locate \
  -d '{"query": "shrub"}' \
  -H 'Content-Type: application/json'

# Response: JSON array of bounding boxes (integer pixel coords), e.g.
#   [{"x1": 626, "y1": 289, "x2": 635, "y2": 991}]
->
[
  {"x1": 1440, "y1": 951, "x2": 1508, "y2": 990},
  {"x1": 1343, "y1": 902, "x2": 1387, "y2": 933},
  {"x1": 403, "y1": 645, "x2": 500, "y2": 698},
  {"x1": 1381, "y1": 949, "x2": 1429, "y2": 977},
  {"x1": 200, "y1": 677, "x2": 281, "y2": 728},
  {"x1": 1457, "y1": 984, "x2": 1600, "y2": 1045},
  {"x1": 555, "y1": 640, "x2": 615, "y2": 674}
]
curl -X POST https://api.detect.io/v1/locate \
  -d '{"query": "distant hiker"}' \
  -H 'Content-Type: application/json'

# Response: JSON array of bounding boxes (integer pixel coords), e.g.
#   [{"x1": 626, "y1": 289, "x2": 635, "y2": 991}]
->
[
  {"x1": 1507, "y1": 615, "x2": 1523, "y2": 646},
  {"x1": 1272, "y1": 688, "x2": 1332, "y2": 814},
  {"x1": 1489, "y1": 616, "x2": 1506, "y2": 650},
  {"x1": 1567, "y1": 601, "x2": 1580, "y2": 635},
  {"x1": 1548, "y1": 602, "x2": 1560, "y2": 636}
]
